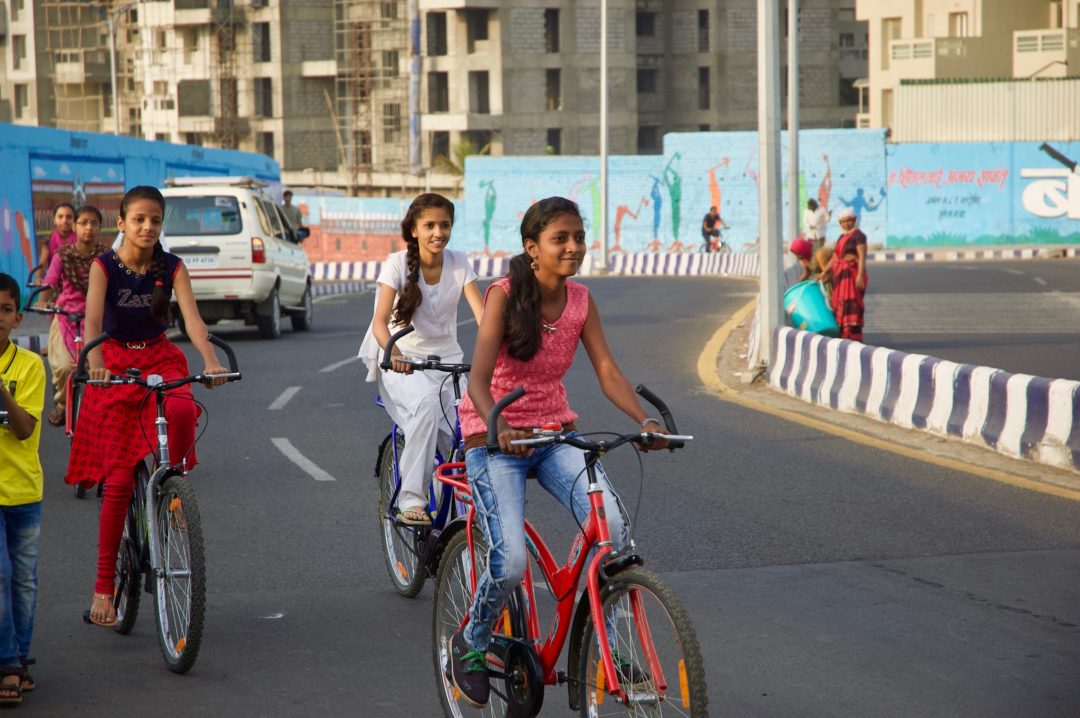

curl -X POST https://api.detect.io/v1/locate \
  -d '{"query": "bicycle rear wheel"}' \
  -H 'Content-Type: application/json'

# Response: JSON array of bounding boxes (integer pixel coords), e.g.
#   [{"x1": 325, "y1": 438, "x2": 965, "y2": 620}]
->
[
  {"x1": 432, "y1": 530, "x2": 530, "y2": 718},
  {"x1": 153, "y1": 475, "x2": 205, "y2": 674},
  {"x1": 377, "y1": 431, "x2": 427, "y2": 597},
  {"x1": 113, "y1": 463, "x2": 147, "y2": 635},
  {"x1": 577, "y1": 568, "x2": 707, "y2": 717}
]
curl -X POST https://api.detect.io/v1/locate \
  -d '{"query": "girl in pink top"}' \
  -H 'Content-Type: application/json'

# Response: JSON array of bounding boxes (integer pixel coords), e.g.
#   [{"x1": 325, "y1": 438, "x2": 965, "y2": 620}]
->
[
  {"x1": 32, "y1": 203, "x2": 76, "y2": 284},
  {"x1": 448, "y1": 197, "x2": 668, "y2": 708}
]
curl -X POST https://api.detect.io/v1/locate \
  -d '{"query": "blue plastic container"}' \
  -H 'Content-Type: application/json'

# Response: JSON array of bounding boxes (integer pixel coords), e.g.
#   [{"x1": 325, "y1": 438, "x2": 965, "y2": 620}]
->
[{"x1": 784, "y1": 280, "x2": 839, "y2": 336}]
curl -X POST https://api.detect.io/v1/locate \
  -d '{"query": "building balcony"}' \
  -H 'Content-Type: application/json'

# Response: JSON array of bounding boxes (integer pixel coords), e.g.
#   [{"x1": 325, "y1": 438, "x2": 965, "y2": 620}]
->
[
  {"x1": 887, "y1": 37, "x2": 991, "y2": 80},
  {"x1": 54, "y1": 50, "x2": 110, "y2": 85},
  {"x1": 855, "y1": 112, "x2": 871, "y2": 128},
  {"x1": 301, "y1": 60, "x2": 337, "y2": 77},
  {"x1": 418, "y1": 1, "x2": 499, "y2": 9},
  {"x1": 1013, "y1": 28, "x2": 1080, "y2": 78}
]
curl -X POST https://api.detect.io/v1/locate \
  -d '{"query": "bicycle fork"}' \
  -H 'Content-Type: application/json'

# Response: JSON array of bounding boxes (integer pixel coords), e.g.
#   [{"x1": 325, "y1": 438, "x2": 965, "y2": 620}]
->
[{"x1": 583, "y1": 479, "x2": 668, "y2": 705}]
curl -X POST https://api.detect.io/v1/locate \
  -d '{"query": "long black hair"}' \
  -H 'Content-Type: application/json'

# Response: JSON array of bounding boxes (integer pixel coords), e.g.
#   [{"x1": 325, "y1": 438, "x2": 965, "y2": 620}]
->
[
  {"x1": 391, "y1": 193, "x2": 455, "y2": 327},
  {"x1": 504, "y1": 197, "x2": 582, "y2": 361},
  {"x1": 119, "y1": 186, "x2": 171, "y2": 326}
]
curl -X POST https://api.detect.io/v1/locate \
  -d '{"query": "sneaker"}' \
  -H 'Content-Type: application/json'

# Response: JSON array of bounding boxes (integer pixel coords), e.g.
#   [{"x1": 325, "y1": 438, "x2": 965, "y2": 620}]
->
[{"x1": 448, "y1": 630, "x2": 490, "y2": 707}]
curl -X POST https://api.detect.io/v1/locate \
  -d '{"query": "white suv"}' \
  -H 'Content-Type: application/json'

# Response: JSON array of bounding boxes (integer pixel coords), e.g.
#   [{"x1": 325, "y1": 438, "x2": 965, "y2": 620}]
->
[{"x1": 161, "y1": 177, "x2": 312, "y2": 339}]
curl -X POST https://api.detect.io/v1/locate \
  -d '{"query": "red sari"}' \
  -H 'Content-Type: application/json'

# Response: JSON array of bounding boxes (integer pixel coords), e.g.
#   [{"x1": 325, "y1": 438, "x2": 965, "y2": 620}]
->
[{"x1": 830, "y1": 228, "x2": 867, "y2": 341}]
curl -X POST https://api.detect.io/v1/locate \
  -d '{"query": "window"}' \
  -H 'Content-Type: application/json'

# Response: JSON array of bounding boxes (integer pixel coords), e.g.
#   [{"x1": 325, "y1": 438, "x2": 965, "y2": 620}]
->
[
  {"x1": 13, "y1": 36, "x2": 26, "y2": 71},
  {"x1": 155, "y1": 29, "x2": 167, "y2": 50},
  {"x1": 381, "y1": 1, "x2": 398, "y2": 19},
  {"x1": 11, "y1": 0, "x2": 22, "y2": 21},
  {"x1": 382, "y1": 50, "x2": 400, "y2": 80},
  {"x1": 948, "y1": 12, "x2": 968, "y2": 38},
  {"x1": 637, "y1": 125, "x2": 660, "y2": 153},
  {"x1": 698, "y1": 10, "x2": 709, "y2": 53},
  {"x1": 698, "y1": 67, "x2": 710, "y2": 110},
  {"x1": 637, "y1": 68, "x2": 658, "y2": 94},
  {"x1": 184, "y1": 132, "x2": 202, "y2": 146},
  {"x1": 163, "y1": 196, "x2": 243, "y2": 237},
  {"x1": 428, "y1": 72, "x2": 449, "y2": 112},
  {"x1": 254, "y1": 23, "x2": 271, "y2": 62},
  {"x1": 427, "y1": 12, "x2": 448, "y2": 56},
  {"x1": 1049, "y1": 0, "x2": 1063, "y2": 28},
  {"x1": 257, "y1": 197, "x2": 285, "y2": 239},
  {"x1": 636, "y1": 12, "x2": 656, "y2": 38},
  {"x1": 699, "y1": 124, "x2": 710, "y2": 131},
  {"x1": 181, "y1": 28, "x2": 199, "y2": 57},
  {"x1": 839, "y1": 78, "x2": 858, "y2": 107},
  {"x1": 260, "y1": 132, "x2": 275, "y2": 159},
  {"x1": 546, "y1": 69, "x2": 562, "y2": 111},
  {"x1": 383, "y1": 103, "x2": 402, "y2": 142},
  {"x1": 431, "y1": 131, "x2": 450, "y2": 162},
  {"x1": 255, "y1": 78, "x2": 273, "y2": 117},
  {"x1": 839, "y1": 33, "x2": 854, "y2": 48},
  {"x1": 14, "y1": 84, "x2": 29, "y2": 119},
  {"x1": 546, "y1": 128, "x2": 561, "y2": 155},
  {"x1": 155, "y1": 133, "x2": 169, "y2": 142},
  {"x1": 463, "y1": 130, "x2": 492, "y2": 153},
  {"x1": 154, "y1": 81, "x2": 168, "y2": 95},
  {"x1": 881, "y1": 18, "x2": 901, "y2": 70},
  {"x1": 103, "y1": 85, "x2": 113, "y2": 117},
  {"x1": 545, "y1": 9, "x2": 560, "y2": 53},
  {"x1": 466, "y1": 10, "x2": 489, "y2": 53},
  {"x1": 469, "y1": 71, "x2": 490, "y2": 114}
]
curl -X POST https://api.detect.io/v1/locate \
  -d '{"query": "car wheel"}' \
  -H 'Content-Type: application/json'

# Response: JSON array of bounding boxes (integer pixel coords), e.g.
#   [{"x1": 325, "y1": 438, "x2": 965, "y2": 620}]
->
[
  {"x1": 290, "y1": 286, "x2": 313, "y2": 332},
  {"x1": 256, "y1": 288, "x2": 282, "y2": 339}
]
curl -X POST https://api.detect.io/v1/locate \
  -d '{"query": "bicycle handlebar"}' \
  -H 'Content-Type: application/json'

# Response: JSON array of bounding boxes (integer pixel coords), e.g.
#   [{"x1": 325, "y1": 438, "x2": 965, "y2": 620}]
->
[
  {"x1": 75, "y1": 331, "x2": 242, "y2": 386},
  {"x1": 22, "y1": 285, "x2": 85, "y2": 324},
  {"x1": 485, "y1": 385, "x2": 687, "y2": 453},
  {"x1": 379, "y1": 325, "x2": 470, "y2": 374}
]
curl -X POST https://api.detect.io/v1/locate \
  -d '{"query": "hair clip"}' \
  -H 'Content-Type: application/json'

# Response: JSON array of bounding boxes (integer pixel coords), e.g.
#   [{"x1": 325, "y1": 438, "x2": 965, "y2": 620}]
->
[{"x1": 154, "y1": 280, "x2": 164, "y2": 287}]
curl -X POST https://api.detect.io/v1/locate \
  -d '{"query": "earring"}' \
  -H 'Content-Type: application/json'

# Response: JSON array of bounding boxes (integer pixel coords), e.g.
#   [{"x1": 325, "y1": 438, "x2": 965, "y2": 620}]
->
[{"x1": 530, "y1": 258, "x2": 539, "y2": 271}]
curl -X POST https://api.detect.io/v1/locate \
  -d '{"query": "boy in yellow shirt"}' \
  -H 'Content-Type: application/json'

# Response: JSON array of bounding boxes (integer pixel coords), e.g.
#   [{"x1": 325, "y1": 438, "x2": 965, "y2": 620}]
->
[{"x1": 0, "y1": 273, "x2": 45, "y2": 705}]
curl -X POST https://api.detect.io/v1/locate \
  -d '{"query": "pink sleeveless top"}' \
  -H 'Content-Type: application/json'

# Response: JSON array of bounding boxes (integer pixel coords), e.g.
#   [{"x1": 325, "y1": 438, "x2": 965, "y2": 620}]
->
[{"x1": 459, "y1": 278, "x2": 590, "y2": 438}]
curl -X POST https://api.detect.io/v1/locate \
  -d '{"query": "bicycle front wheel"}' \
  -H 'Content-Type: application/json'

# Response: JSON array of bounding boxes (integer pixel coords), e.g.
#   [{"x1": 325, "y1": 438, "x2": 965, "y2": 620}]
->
[
  {"x1": 578, "y1": 568, "x2": 708, "y2": 717},
  {"x1": 377, "y1": 431, "x2": 427, "y2": 597},
  {"x1": 153, "y1": 475, "x2": 206, "y2": 674}
]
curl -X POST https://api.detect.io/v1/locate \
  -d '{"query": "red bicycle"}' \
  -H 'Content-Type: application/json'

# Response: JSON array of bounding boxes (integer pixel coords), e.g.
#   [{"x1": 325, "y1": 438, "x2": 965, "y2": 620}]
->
[{"x1": 431, "y1": 386, "x2": 707, "y2": 717}]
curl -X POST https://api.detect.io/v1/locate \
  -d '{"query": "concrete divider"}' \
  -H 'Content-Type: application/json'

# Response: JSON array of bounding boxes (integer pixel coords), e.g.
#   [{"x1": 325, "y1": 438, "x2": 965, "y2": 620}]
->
[{"x1": 768, "y1": 326, "x2": 1080, "y2": 472}]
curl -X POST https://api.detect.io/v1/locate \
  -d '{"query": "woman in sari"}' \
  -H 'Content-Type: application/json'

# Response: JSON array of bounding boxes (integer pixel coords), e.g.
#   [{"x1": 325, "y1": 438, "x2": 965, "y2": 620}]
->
[{"x1": 830, "y1": 208, "x2": 868, "y2": 341}]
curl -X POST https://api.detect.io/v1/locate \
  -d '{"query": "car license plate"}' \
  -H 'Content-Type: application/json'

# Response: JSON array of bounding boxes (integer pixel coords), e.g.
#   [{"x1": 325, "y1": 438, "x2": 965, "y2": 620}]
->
[{"x1": 183, "y1": 254, "x2": 218, "y2": 268}]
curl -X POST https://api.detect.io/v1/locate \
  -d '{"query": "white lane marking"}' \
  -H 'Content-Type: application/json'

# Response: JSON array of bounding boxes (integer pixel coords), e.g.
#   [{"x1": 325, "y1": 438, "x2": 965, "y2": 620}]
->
[
  {"x1": 1004, "y1": 268, "x2": 1023, "y2": 276},
  {"x1": 320, "y1": 355, "x2": 360, "y2": 373},
  {"x1": 261, "y1": 612, "x2": 285, "y2": 620},
  {"x1": 271, "y1": 438, "x2": 337, "y2": 482},
  {"x1": 269, "y1": 386, "x2": 302, "y2": 410},
  {"x1": 1034, "y1": 276, "x2": 1048, "y2": 286}
]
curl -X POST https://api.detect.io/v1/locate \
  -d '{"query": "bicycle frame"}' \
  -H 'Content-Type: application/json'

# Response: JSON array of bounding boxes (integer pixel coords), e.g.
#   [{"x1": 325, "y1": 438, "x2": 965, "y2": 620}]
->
[{"x1": 436, "y1": 456, "x2": 661, "y2": 705}]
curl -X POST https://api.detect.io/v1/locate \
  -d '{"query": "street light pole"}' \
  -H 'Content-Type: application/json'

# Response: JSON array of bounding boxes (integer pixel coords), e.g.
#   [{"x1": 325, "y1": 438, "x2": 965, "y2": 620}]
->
[
  {"x1": 598, "y1": 0, "x2": 609, "y2": 273},
  {"x1": 107, "y1": 2, "x2": 138, "y2": 135},
  {"x1": 757, "y1": 0, "x2": 785, "y2": 366}
]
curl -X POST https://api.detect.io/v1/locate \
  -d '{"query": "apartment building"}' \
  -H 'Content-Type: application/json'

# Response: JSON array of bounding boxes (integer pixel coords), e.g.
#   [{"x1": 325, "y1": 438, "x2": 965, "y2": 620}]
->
[{"x1": 856, "y1": 0, "x2": 1080, "y2": 140}]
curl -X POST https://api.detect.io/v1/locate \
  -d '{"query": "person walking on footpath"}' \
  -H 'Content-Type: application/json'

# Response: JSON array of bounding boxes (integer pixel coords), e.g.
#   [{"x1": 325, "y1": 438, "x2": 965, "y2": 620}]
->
[
  {"x1": 803, "y1": 198, "x2": 830, "y2": 251},
  {"x1": 281, "y1": 190, "x2": 304, "y2": 231},
  {"x1": 0, "y1": 273, "x2": 47, "y2": 705},
  {"x1": 31, "y1": 204, "x2": 76, "y2": 284},
  {"x1": 36, "y1": 206, "x2": 110, "y2": 426},
  {"x1": 830, "y1": 208, "x2": 868, "y2": 341}
]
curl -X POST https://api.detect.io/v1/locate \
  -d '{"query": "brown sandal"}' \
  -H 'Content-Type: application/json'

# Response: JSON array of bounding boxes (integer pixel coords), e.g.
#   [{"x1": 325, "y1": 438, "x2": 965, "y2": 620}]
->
[{"x1": 0, "y1": 671, "x2": 22, "y2": 704}]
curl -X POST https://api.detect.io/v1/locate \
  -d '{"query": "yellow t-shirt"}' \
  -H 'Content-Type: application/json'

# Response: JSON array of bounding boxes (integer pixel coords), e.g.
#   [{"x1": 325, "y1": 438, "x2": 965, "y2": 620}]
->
[{"x1": 0, "y1": 341, "x2": 45, "y2": 505}]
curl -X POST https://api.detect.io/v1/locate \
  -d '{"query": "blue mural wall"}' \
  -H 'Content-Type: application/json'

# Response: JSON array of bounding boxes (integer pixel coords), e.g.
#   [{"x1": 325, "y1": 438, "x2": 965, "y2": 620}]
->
[
  {"x1": 0, "y1": 123, "x2": 278, "y2": 287},
  {"x1": 458, "y1": 129, "x2": 889, "y2": 258},
  {"x1": 885, "y1": 141, "x2": 1080, "y2": 248}
]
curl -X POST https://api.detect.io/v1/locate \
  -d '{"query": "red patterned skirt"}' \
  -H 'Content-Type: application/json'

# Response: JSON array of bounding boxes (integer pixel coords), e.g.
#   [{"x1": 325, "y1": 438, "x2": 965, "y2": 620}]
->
[{"x1": 65, "y1": 335, "x2": 200, "y2": 486}]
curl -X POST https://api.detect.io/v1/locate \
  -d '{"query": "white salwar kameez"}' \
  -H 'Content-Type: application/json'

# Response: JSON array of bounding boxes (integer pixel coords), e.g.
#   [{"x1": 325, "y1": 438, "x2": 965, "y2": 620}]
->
[{"x1": 358, "y1": 249, "x2": 478, "y2": 513}]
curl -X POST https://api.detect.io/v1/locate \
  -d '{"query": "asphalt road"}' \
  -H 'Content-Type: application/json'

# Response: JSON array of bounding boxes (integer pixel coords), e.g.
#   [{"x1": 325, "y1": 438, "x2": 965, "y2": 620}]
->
[
  {"x1": 865, "y1": 259, "x2": 1080, "y2": 380},
  {"x1": 26, "y1": 276, "x2": 1080, "y2": 717}
]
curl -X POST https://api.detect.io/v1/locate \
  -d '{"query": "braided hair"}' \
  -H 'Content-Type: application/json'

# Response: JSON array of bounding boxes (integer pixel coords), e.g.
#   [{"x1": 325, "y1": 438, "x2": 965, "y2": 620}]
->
[
  {"x1": 504, "y1": 197, "x2": 582, "y2": 361},
  {"x1": 119, "y1": 186, "x2": 171, "y2": 326},
  {"x1": 391, "y1": 193, "x2": 455, "y2": 327}
]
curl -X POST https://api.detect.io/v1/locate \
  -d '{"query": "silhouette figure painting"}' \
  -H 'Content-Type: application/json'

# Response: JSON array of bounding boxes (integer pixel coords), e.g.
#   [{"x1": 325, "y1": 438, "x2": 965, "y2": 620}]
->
[
  {"x1": 647, "y1": 175, "x2": 664, "y2": 251},
  {"x1": 663, "y1": 153, "x2": 687, "y2": 252},
  {"x1": 818, "y1": 154, "x2": 833, "y2": 210},
  {"x1": 480, "y1": 179, "x2": 497, "y2": 256},
  {"x1": 839, "y1": 186, "x2": 885, "y2": 222},
  {"x1": 604, "y1": 197, "x2": 647, "y2": 254}
]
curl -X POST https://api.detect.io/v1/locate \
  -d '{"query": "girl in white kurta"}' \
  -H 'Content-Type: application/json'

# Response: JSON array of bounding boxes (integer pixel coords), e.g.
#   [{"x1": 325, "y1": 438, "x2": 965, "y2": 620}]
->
[{"x1": 359, "y1": 193, "x2": 484, "y2": 524}]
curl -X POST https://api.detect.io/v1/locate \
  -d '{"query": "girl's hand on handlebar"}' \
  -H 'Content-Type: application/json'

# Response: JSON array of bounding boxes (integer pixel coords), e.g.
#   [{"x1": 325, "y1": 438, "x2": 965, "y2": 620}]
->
[
  {"x1": 203, "y1": 363, "x2": 229, "y2": 389},
  {"x1": 88, "y1": 366, "x2": 111, "y2": 383},
  {"x1": 389, "y1": 349, "x2": 414, "y2": 375},
  {"x1": 638, "y1": 419, "x2": 669, "y2": 452},
  {"x1": 499, "y1": 427, "x2": 534, "y2": 457}
]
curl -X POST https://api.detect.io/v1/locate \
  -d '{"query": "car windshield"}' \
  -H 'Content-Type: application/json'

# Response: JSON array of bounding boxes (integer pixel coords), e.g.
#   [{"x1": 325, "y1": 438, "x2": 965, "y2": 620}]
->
[{"x1": 164, "y1": 196, "x2": 242, "y2": 236}]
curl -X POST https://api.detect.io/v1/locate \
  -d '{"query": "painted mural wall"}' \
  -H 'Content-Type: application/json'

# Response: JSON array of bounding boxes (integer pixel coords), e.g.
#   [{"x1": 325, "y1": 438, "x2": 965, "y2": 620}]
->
[
  {"x1": 457, "y1": 129, "x2": 889, "y2": 259},
  {"x1": 885, "y1": 141, "x2": 1080, "y2": 248},
  {"x1": 0, "y1": 123, "x2": 279, "y2": 288}
]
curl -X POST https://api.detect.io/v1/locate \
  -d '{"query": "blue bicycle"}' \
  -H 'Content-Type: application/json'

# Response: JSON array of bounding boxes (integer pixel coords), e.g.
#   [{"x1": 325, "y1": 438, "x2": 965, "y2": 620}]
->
[{"x1": 375, "y1": 326, "x2": 470, "y2": 597}]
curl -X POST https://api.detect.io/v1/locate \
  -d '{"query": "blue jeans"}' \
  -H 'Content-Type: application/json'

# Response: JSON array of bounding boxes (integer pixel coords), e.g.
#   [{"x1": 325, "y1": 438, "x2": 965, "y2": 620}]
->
[
  {"x1": 0, "y1": 502, "x2": 41, "y2": 670},
  {"x1": 463, "y1": 439, "x2": 629, "y2": 651}
]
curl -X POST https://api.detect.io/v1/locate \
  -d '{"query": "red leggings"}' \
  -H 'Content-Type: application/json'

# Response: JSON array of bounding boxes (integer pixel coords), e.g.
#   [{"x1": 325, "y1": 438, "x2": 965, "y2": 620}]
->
[{"x1": 95, "y1": 396, "x2": 198, "y2": 595}]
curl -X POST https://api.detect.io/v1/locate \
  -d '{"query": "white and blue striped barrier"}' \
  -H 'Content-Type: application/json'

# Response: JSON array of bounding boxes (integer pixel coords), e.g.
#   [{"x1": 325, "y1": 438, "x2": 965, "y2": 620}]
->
[
  {"x1": 607, "y1": 252, "x2": 759, "y2": 277},
  {"x1": 769, "y1": 326, "x2": 1080, "y2": 472},
  {"x1": 866, "y1": 246, "x2": 1080, "y2": 262}
]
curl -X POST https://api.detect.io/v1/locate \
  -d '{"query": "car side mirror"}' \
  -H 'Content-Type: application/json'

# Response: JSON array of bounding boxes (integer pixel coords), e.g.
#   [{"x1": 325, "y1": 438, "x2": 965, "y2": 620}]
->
[{"x1": 296, "y1": 226, "x2": 310, "y2": 242}]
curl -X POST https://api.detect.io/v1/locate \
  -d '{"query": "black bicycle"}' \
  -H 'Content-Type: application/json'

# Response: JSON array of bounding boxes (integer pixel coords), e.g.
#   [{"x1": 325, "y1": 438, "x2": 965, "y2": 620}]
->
[{"x1": 75, "y1": 332, "x2": 241, "y2": 673}]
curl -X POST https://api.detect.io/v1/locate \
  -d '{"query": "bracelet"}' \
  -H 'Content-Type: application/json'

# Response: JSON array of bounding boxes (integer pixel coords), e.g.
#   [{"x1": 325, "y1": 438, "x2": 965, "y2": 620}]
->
[{"x1": 639, "y1": 417, "x2": 661, "y2": 428}]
